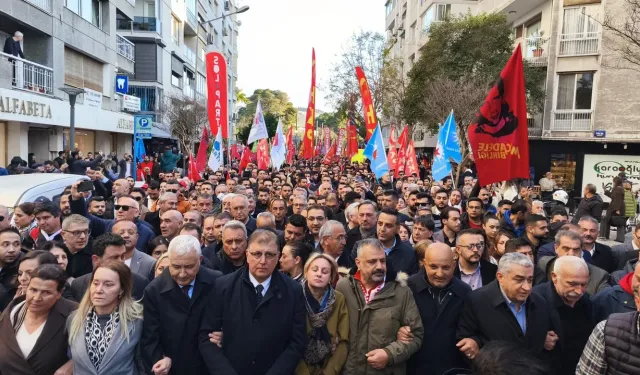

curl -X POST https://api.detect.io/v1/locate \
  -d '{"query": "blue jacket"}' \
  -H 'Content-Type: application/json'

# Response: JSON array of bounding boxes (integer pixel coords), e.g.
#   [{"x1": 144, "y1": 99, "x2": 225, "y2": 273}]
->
[
  {"x1": 592, "y1": 285, "x2": 637, "y2": 323},
  {"x1": 70, "y1": 197, "x2": 155, "y2": 250},
  {"x1": 499, "y1": 210, "x2": 525, "y2": 237}
]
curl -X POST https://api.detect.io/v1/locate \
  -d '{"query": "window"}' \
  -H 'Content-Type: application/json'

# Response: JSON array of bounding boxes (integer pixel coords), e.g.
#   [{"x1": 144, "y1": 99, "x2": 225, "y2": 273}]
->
[
  {"x1": 556, "y1": 73, "x2": 594, "y2": 110},
  {"x1": 64, "y1": 47, "x2": 103, "y2": 92},
  {"x1": 171, "y1": 15, "x2": 180, "y2": 44},
  {"x1": 385, "y1": 0, "x2": 394, "y2": 16},
  {"x1": 171, "y1": 72, "x2": 182, "y2": 88},
  {"x1": 422, "y1": 4, "x2": 450, "y2": 32},
  {"x1": 66, "y1": 0, "x2": 101, "y2": 27},
  {"x1": 198, "y1": 40, "x2": 205, "y2": 62},
  {"x1": 197, "y1": 73, "x2": 206, "y2": 95},
  {"x1": 560, "y1": 7, "x2": 600, "y2": 55}
]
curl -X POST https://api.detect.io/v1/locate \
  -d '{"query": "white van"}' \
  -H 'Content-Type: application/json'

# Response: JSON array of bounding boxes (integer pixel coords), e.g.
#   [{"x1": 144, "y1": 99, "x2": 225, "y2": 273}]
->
[{"x1": 0, "y1": 174, "x2": 89, "y2": 209}]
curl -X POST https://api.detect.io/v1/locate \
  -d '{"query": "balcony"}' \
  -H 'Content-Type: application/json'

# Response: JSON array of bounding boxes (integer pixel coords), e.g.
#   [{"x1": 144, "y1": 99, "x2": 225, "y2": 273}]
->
[
  {"x1": 0, "y1": 52, "x2": 53, "y2": 95},
  {"x1": 552, "y1": 109, "x2": 593, "y2": 131},
  {"x1": 183, "y1": 45, "x2": 196, "y2": 67},
  {"x1": 116, "y1": 34, "x2": 135, "y2": 61},
  {"x1": 128, "y1": 85, "x2": 163, "y2": 112},
  {"x1": 559, "y1": 32, "x2": 601, "y2": 56},
  {"x1": 117, "y1": 17, "x2": 159, "y2": 32},
  {"x1": 523, "y1": 36, "x2": 549, "y2": 67},
  {"x1": 23, "y1": 0, "x2": 52, "y2": 13}
]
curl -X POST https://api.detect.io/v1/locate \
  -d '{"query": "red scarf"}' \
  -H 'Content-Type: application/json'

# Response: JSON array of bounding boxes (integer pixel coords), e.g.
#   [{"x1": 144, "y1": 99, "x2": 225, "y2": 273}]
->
[
  {"x1": 354, "y1": 270, "x2": 384, "y2": 304},
  {"x1": 619, "y1": 271, "x2": 634, "y2": 295}
]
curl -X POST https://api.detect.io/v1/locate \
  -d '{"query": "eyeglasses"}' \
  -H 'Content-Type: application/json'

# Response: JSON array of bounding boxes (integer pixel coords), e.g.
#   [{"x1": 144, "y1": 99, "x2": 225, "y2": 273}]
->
[
  {"x1": 166, "y1": 189, "x2": 179, "y2": 193},
  {"x1": 115, "y1": 205, "x2": 134, "y2": 211},
  {"x1": 417, "y1": 203, "x2": 430, "y2": 208},
  {"x1": 133, "y1": 196, "x2": 143, "y2": 201},
  {"x1": 64, "y1": 229, "x2": 91, "y2": 237},
  {"x1": 458, "y1": 243, "x2": 485, "y2": 250},
  {"x1": 248, "y1": 251, "x2": 279, "y2": 260}
]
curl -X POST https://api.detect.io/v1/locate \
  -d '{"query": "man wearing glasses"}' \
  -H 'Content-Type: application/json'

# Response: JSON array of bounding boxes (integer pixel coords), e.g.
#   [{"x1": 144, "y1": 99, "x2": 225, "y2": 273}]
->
[
  {"x1": 60, "y1": 214, "x2": 94, "y2": 277},
  {"x1": 199, "y1": 229, "x2": 306, "y2": 375},
  {"x1": 453, "y1": 229, "x2": 497, "y2": 291},
  {"x1": 230, "y1": 195, "x2": 257, "y2": 237}
]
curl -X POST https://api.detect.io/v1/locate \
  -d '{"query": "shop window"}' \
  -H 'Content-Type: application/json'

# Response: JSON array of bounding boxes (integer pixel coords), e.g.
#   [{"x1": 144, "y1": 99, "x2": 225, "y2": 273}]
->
[
  {"x1": 63, "y1": 129, "x2": 95, "y2": 154},
  {"x1": 549, "y1": 154, "x2": 576, "y2": 190}
]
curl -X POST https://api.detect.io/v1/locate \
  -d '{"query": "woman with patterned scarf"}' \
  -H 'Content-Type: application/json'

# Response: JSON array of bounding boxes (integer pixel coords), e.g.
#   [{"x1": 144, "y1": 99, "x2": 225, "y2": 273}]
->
[
  {"x1": 12, "y1": 202, "x2": 37, "y2": 241},
  {"x1": 295, "y1": 252, "x2": 350, "y2": 375},
  {"x1": 68, "y1": 260, "x2": 144, "y2": 375}
]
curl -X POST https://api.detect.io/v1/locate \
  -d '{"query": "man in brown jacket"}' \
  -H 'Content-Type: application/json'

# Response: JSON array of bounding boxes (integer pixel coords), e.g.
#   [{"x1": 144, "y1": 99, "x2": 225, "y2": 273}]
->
[{"x1": 337, "y1": 238, "x2": 424, "y2": 374}]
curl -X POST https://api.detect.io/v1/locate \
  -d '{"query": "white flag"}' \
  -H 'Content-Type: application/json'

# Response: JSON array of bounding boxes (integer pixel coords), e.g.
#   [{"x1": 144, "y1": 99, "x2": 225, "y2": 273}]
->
[
  {"x1": 248, "y1": 100, "x2": 268, "y2": 144},
  {"x1": 207, "y1": 129, "x2": 223, "y2": 172},
  {"x1": 270, "y1": 118, "x2": 287, "y2": 170}
]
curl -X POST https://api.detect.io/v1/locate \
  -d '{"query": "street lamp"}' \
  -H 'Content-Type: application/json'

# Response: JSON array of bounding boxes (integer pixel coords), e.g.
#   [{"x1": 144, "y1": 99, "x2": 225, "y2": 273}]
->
[
  {"x1": 59, "y1": 87, "x2": 85, "y2": 152},
  {"x1": 199, "y1": 5, "x2": 250, "y2": 26}
]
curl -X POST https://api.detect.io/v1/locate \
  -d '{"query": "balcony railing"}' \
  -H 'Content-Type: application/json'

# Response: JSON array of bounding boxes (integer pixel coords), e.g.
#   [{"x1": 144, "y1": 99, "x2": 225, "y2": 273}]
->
[
  {"x1": 117, "y1": 17, "x2": 159, "y2": 32},
  {"x1": 524, "y1": 36, "x2": 549, "y2": 67},
  {"x1": 559, "y1": 32, "x2": 601, "y2": 56},
  {"x1": 184, "y1": 46, "x2": 196, "y2": 66},
  {"x1": 24, "y1": 0, "x2": 52, "y2": 13},
  {"x1": 1, "y1": 52, "x2": 54, "y2": 95},
  {"x1": 552, "y1": 109, "x2": 593, "y2": 131},
  {"x1": 186, "y1": 9, "x2": 197, "y2": 27},
  {"x1": 128, "y1": 85, "x2": 163, "y2": 112},
  {"x1": 116, "y1": 34, "x2": 135, "y2": 62}
]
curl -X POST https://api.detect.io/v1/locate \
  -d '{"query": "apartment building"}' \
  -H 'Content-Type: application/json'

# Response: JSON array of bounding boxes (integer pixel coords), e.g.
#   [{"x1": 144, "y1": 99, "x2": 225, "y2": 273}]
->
[
  {"x1": 116, "y1": 0, "x2": 241, "y2": 147},
  {"x1": 385, "y1": 0, "x2": 640, "y2": 190}
]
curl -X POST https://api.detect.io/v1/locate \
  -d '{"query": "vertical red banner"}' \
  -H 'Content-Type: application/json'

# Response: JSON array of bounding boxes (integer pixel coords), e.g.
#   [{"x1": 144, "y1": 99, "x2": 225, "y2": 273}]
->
[
  {"x1": 257, "y1": 138, "x2": 270, "y2": 170},
  {"x1": 285, "y1": 126, "x2": 295, "y2": 164},
  {"x1": 323, "y1": 126, "x2": 330, "y2": 154},
  {"x1": 205, "y1": 52, "x2": 228, "y2": 139},
  {"x1": 336, "y1": 127, "x2": 346, "y2": 157},
  {"x1": 355, "y1": 66, "x2": 377, "y2": 141},
  {"x1": 347, "y1": 122, "x2": 358, "y2": 158},
  {"x1": 387, "y1": 125, "x2": 398, "y2": 172},
  {"x1": 395, "y1": 126, "x2": 408, "y2": 178},
  {"x1": 303, "y1": 48, "x2": 316, "y2": 159},
  {"x1": 195, "y1": 127, "x2": 209, "y2": 172},
  {"x1": 404, "y1": 140, "x2": 419, "y2": 177}
]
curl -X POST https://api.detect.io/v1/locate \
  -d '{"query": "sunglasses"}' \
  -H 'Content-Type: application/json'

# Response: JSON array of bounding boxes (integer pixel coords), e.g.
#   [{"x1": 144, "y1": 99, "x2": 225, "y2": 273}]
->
[
  {"x1": 115, "y1": 205, "x2": 134, "y2": 211},
  {"x1": 133, "y1": 196, "x2": 143, "y2": 201},
  {"x1": 166, "y1": 189, "x2": 179, "y2": 193}
]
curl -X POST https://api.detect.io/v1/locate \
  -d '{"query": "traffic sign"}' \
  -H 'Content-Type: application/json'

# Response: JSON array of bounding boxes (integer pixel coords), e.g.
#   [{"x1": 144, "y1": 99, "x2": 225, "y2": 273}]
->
[{"x1": 135, "y1": 115, "x2": 153, "y2": 139}]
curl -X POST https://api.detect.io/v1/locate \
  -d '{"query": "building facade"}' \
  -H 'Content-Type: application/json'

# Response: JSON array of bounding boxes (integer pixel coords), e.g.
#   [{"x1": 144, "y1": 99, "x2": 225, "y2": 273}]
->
[
  {"x1": 385, "y1": 0, "x2": 640, "y2": 190},
  {"x1": 0, "y1": 0, "x2": 240, "y2": 167}
]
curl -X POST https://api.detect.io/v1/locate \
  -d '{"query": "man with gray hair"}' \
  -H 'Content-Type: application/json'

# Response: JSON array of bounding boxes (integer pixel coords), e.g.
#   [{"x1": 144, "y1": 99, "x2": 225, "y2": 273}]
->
[
  {"x1": 3, "y1": 31, "x2": 24, "y2": 58},
  {"x1": 537, "y1": 229, "x2": 611, "y2": 295},
  {"x1": 533, "y1": 256, "x2": 593, "y2": 374},
  {"x1": 230, "y1": 194, "x2": 257, "y2": 236},
  {"x1": 457, "y1": 252, "x2": 559, "y2": 365},
  {"x1": 212, "y1": 220, "x2": 248, "y2": 275},
  {"x1": 572, "y1": 183, "x2": 603, "y2": 225},
  {"x1": 337, "y1": 238, "x2": 423, "y2": 373},
  {"x1": 142, "y1": 235, "x2": 222, "y2": 375},
  {"x1": 578, "y1": 216, "x2": 615, "y2": 273},
  {"x1": 318, "y1": 220, "x2": 352, "y2": 268},
  {"x1": 145, "y1": 192, "x2": 178, "y2": 236},
  {"x1": 256, "y1": 212, "x2": 276, "y2": 230}
]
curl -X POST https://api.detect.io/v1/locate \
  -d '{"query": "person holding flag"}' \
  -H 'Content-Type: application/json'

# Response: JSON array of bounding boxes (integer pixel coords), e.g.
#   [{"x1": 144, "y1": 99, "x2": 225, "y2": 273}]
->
[
  {"x1": 271, "y1": 119, "x2": 287, "y2": 170},
  {"x1": 363, "y1": 123, "x2": 389, "y2": 179}
]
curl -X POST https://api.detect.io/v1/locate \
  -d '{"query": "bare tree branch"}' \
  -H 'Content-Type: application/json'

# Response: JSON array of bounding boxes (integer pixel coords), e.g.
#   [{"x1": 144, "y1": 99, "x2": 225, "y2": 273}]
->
[{"x1": 155, "y1": 95, "x2": 208, "y2": 155}]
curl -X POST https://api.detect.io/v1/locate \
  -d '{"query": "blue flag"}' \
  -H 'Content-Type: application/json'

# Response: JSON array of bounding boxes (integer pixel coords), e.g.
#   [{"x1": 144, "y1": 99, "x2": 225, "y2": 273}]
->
[
  {"x1": 442, "y1": 110, "x2": 463, "y2": 163},
  {"x1": 134, "y1": 138, "x2": 146, "y2": 163},
  {"x1": 363, "y1": 123, "x2": 389, "y2": 179},
  {"x1": 432, "y1": 123, "x2": 452, "y2": 182}
]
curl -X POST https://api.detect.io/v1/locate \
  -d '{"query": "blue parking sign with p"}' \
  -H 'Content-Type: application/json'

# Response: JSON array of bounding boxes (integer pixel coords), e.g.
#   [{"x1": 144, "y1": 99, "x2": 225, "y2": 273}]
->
[{"x1": 135, "y1": 115, "x2": 153, "y2": 139}]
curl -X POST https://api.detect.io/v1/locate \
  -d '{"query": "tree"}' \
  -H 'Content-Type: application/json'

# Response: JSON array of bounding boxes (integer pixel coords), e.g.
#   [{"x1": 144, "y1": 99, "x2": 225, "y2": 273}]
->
[
  {"x1": 326, "y1": 31, "x2": 386, "y2": 134},
  {"x1": 316, "y1": 111, "x2": 346, "y2": 133},
  {"x1": 601, "y1": 0, "x2": 640, "y2": 71},
  {"x1": 379, "y1": 56, "x2": 409, "y2": 125},
  {"x1": 237, "y1": 89, "x2": 297, "y2": 127},
  {"x1": 405, "y1": 12, "x2": 546, "y2": 135},
  {"x1": 236, "y1": 88, "x2": 250, "y2": 105},
  {"x1": 154, "y1": 95, "x2": 207, "y2": 156},
  {"x1": 236, "y1": 112, "x2": 279, "y2": 145}
]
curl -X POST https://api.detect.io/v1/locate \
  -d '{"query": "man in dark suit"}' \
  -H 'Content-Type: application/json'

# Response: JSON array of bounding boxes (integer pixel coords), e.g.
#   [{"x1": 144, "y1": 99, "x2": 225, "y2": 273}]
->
[
  {"x1": 64, "y1": 233, "x2": 149, "y2": 302},
  {"x1": 230, "y1": 194, "x2": 257, "y2": 237},
  {"x1": 453, "y1": 229, "x2": 497, "y2": 290},
  {"x1": 456, "y1": 253, "x2": 559, "y2": 365},
  {"x1": 210, "y1": 220, "x2": 248, "y2": 275},
  {"x1": 145, "y1": 192, "x2": 178, "y2": 236},
  {"x1": 199, "y1": 229, "x2": 307, "y2": 375},
  {"x1": 579, "y1": 216, "x2": 615, "y2": 273},
  {"x1": 317, "y1": 220, "x2": 353, "y2": 269},
  {"x1": 141, "y1": 235, "x2": 222, "y2": 375}
]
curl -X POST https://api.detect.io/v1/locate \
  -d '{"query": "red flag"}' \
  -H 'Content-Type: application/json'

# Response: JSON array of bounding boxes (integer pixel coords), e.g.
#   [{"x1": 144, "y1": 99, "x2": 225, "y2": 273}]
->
[
  {"x1": 188, "y1": 152, "x2": 202, "y2": 182},
  {"x1": 285, "y1": 126, "x2": 295, "y2": 164},
  {"x1": 355, "y1": 67, "x2": 378, "y2": 141},
  {"x1": 230, "y1": 144, "x2": 241, "y2": 160},
  {"x1": 387, "y1": 125, "x2": 398, "y2": 172},
  {"x1": 468, "y1": 45, "x2": 530, "y2": 185},
  {"x1": 302, "y1": 48, "x2": 316, "y2": 159},
  {"x1": 347, "y1": 122, "x2": 358, "y2": 158},
  {"x1": 395, "y1": 126, "x2": 408, "y2": 178},
  {"x1": 195, "y1": 127, "x2": 209, "y2": 172},
  {"x1": 205, "y1": 52, "x2": 228, "y2": 138},
  {"x1": 239, "y1": 146, "x2": 251, "y2": 172},
  {"x1": 257, "y1": 139, "x2": 270, "y2": 170},
  {"x1": 323, "y1": 141, "x2": 337, "y2": 165},
  {"x1": 404, "y1": 140, "x2": 419, "y2": 177}
]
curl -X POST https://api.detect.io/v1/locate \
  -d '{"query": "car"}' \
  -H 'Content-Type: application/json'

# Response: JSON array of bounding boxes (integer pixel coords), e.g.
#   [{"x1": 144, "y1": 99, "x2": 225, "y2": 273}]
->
[{"x1": 0, "y1": 174, "x2": 89, "y2": 209}]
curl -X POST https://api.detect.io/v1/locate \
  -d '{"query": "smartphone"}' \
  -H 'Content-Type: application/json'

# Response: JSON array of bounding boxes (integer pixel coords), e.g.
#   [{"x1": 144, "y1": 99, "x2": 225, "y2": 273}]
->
[{"x1": 77, "y1": 180, "x2": 95, "y2": 193}]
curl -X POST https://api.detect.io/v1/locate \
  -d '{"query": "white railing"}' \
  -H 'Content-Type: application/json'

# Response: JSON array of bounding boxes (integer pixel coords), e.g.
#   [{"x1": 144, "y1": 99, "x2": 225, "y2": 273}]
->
[
  {"x1": 184, "y1": 45, "x2": 196, "y2": 66},
  {"x1": 559, "y1": 32, "x2": 601, "y2": 56},
  {"x1": 116, "y1": 34, "x2": 135, "y2": 62},
  {"x1": 23, "y1": 0, "x2": 52, "y2": 13},
  {"x1": 552, "y1": 109, "x2": 593, "y2": 131},
  {"x1": 524, "y1": 36, "x2": 549, "y2": 66},
  {"x1": 1, "y1": 52, "x2": 54, "y2": 95}
]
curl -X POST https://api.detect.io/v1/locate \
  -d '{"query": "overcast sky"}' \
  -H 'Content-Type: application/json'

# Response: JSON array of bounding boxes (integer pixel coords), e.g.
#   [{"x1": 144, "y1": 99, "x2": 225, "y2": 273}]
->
[{"x1": 236, "y1": 0, "x2": 386, "y2": 112}]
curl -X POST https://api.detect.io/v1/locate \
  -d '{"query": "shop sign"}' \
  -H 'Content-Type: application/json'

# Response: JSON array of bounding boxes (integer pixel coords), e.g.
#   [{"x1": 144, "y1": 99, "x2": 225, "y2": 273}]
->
[
  {"x1": 122, "y1": 95, "x2": 141, "y2": 112},
  {"x1": 134, "y1": 115, "x2": 153, "y2": 139},
  {"x1": 0, "y1": 95, "x2": 52, "y2": 118},
  {"x1": 593, "y1": 130, "x2": 606, "y2": 138},
  {"x1": 115, "y1": 75, "x2": 129, "y2": 95},
  {"x1": 84, "y1": 88, "x2": 103, "y2": 109},
  {"x1": 117, "y1": 118, "x2": 134, "y2": 132},
  {"x1": 582, "y1": 154, "x2": 640, "y2": 202}
]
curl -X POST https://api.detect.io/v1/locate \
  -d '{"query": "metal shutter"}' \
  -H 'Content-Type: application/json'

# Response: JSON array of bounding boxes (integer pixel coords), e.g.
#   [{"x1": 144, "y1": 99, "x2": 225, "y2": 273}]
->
[
  {"x1": 64, "y1": 48, "x2": 84, "y2": 88},
  {"x1": 135, "y1": 43, "x2": 158, "y2": 81}
]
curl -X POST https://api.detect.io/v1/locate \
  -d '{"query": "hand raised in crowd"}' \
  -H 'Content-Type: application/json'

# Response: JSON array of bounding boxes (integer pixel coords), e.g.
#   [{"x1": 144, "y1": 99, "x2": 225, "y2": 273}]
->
[
  {"x1": 152, "y1": 357, "x2": 172, "y2": 375},
  {"x1": 70, "y1": 180, "x2": 85, "y2": 200},
  {"x1": 544, "y1": 330, "x2": 559, "y2": 351},
  {"x1": 366, "y1": 348, "x2": 389, "y2": 370},
  {"x1": 456, "y1": 337, "x2": 479, "y2": 360},
  {"x1": 397, "y1": 326, "x2": 414, "y2": 344},
  {"x1": 208, "y1": 331, "x2": 223, "y2": 348}
]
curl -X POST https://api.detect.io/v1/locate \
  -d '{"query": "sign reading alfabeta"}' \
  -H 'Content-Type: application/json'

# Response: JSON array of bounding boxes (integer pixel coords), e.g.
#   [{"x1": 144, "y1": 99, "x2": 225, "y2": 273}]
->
[
  {"x1": 0, "y1": 95, "x2": 52, "y2": 118},
  {"x1": 582, "y1": 154, "x2": 640, "y2": 202}
]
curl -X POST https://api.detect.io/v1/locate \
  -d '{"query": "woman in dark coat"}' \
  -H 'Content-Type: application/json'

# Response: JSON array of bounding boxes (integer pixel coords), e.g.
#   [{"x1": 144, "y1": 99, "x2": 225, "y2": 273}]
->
[{"x1": 601, "y1": 176, "x2": 625, "y2": 240}]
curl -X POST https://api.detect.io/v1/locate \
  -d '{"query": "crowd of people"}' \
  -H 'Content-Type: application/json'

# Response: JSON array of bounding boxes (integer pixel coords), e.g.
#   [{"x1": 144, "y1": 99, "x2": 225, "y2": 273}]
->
[{"x1": 0, "y1": 149, "x2": 639, "y2": 375}]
